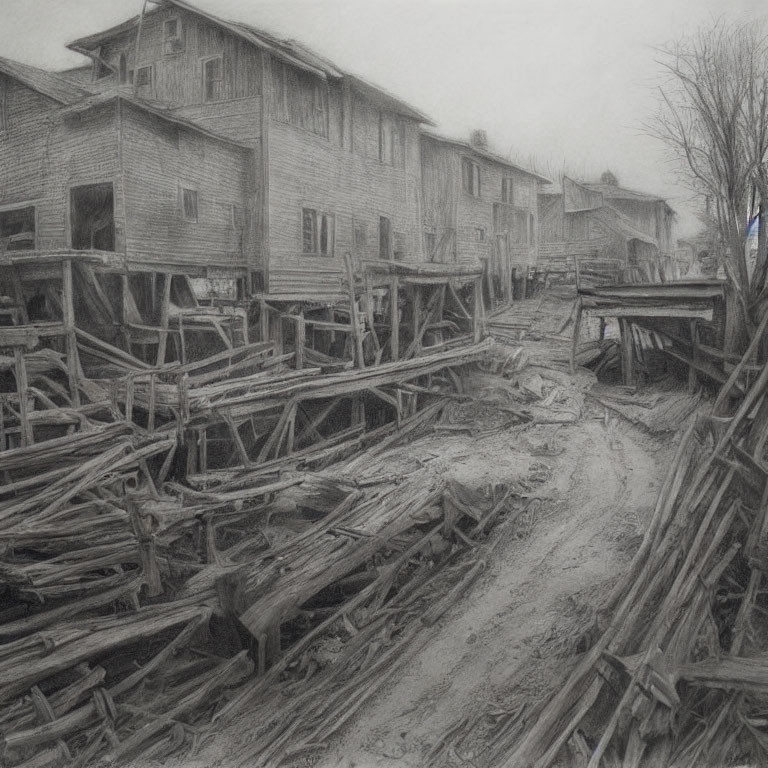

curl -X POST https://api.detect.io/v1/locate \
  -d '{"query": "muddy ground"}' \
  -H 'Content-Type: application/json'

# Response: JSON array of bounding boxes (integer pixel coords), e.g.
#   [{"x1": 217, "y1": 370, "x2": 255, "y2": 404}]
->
[{"x1": 176, "y1": 327, "x2": 676, "y2": 768}]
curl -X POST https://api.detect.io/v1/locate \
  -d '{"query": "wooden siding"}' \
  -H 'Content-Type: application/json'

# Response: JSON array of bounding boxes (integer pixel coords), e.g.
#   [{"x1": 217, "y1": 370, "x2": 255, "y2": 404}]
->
[
  {"x1": 421, "y1": 136, "x2": 539, "y2": 268},
  {"x1": 265, "y1": 63, "x2": 424, "y2": 295},
  {"x1": 92, "y1": 8, "x2": 262, "y2": 107},
  {"x1": 119, "y1": 101, "x2": 251, "y2": 271},
  {"x1": 0, "y1": 78, "x2": 123, "y2": 252}
]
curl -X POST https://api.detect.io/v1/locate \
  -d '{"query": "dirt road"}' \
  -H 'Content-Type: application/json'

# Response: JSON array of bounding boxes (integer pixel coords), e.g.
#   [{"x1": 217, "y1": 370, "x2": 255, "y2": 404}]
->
[{"x1": 310, "y1": 413, "x2": 669, "y2": 768}]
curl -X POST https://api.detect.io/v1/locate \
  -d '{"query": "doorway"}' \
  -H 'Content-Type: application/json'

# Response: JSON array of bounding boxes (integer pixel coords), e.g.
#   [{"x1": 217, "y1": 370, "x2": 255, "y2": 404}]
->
[{"x1": 70, "y1": 183, "x2": 115, "y2": 251}]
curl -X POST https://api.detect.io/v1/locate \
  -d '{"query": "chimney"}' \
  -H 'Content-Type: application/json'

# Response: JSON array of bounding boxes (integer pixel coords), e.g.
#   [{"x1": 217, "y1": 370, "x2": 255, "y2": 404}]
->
[{"x1": 470, "y1": 130, "x2": 488, "y2": 150}]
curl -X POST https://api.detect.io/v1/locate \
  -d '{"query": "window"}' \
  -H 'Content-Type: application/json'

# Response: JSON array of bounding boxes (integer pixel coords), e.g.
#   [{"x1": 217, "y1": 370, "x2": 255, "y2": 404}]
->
[
  {"x1": 118, "y1": 53, "x2": 128, "y2": 85},
  {"x1": 379, "y1": 113, "x2": 394, "y2": 165},
  {"x1": 529, "y1": 213, "x2": 536, "y2": 246},
  {"x1": 0, "y1": 206, "x2": 36, "y2": 251},
  {"x1": 462, "y1": 158, "x2": 481, "y2": 197},
  {"x1": 202, "y1": 56, "x2": 224, "y2": 102},
  {"x1": 302, "y1": 208, "x2": 334, "y2": 256},
  {"x1": 501, "y1": 178, "x2": 514, "y2": 204},
  {"x1": 475, "y1": 227, "x2": 486, "y2": 242},
  {"x1": 181, "y1": 188, "x2": 198, "y2": 222},
  {"x1": 379, "y1": 215, "x2": 392, "y2": 260},
  {"x1": 164, "y1": 18, "x2": 184, "y2": 54},
  {"x1": 70, "y1": 184, "x2": 115, "y2": 251},
  {"x1": 135, "y1": 65, "x2": 153, "y2": 89}
]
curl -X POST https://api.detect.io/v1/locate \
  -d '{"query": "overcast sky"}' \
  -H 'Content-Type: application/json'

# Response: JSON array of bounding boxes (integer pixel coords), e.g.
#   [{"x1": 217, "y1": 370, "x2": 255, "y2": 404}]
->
[{"x1": 2, "y1": 0, "x2": 766, "y2": 237}]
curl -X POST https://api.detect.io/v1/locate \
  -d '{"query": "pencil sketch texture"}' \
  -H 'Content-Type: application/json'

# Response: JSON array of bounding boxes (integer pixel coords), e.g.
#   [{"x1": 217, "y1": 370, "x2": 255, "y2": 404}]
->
[{"x1": 0, "y1": 1, "x2": 765, "y2": 766}]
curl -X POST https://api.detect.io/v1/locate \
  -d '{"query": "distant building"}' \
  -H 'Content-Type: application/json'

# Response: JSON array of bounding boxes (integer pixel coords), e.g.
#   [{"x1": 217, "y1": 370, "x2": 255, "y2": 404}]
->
[
  {"x1": 420, "y1": 130, "x2": 550, "y2": 302},
  {"x1": 538, "y1": 172, "x2": 676, "y2": 281}
]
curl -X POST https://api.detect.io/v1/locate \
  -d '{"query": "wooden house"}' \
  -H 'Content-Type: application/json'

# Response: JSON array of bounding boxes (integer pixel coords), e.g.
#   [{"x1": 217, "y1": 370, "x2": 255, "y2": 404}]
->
[
  {"x1": 420, "y1": 130, "x2": 550, "y2": 303},
  {"x1": 538, "y1": 173, "x2": 676, "y2": 281},
  {"x1": 65, "y1": 0, "x2": 433, "y2": 302}
]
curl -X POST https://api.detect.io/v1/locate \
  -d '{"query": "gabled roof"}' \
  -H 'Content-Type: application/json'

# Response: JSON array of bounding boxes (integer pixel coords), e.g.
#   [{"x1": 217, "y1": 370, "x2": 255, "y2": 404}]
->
[
  {"x1": 583, "y1": 182, "x2": 669, "y2": 205},
  {"x1": 60, "y1": 90, "x2": 251, "y2": 150},
  {"x1": 421, "y1": 131, "x2": 552, "y2": 184},
  {"x1": 0, "y1": 56, "x2": 93, "y2": 105},
  {"x1": 66, "y1": 0, "x2": 432, "y2": 124}
]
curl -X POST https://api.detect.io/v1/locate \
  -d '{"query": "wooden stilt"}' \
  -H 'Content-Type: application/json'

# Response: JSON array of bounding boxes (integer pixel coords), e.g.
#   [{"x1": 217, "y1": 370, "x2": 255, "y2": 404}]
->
[
  {"x1": 344, "y1": 253, "x2": 365, "y2": 368},
  {"x1": 364, "y1": 272, "x2": 381, "y2": 358},
  {"x1": 260, "y1": 299, "x2": 270, "y2": 344},
  {"x1": 390, "y1": 277, "x2": 400, "y2": 361},
  {"x1": 62, "y1": 260, "x2": 81, "y2": 407},
  {"x1": 14, "y1": 347, "x2": 33, "y2": 447},
  {"x1": 155, "y1": 273, "x2": 172, "y2": 367},
  {"x1": 570, "y1": 298, "x2": 584, "y2": 375},
  {"x1": 294, "y1": 314, "x2": 305, "y2": 371},
  {"x1": 473, "y1": 276, "x2": 483, "y2": 343},
  {"x1": 689, "y1": 319, "x2": 699, "y2": 394},
  {"x1": 619, "y1": 318, "x2": 635, "y2": 386}
]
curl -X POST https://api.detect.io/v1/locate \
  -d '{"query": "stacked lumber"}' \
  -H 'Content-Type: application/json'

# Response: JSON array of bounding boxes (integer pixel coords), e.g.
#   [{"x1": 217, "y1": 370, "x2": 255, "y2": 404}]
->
[{"x1": 490, "y1": 315, "x2": 768, "y2": 767}]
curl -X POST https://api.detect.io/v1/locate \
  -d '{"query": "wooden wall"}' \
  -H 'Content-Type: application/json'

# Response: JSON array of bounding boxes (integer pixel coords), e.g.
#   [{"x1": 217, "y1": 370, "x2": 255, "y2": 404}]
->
[
  {"x1": 421, "y1": 136, "x2": 540, "y2": 268},
  {"x1": 120, "y1": 101, "x2": 251, "y2": 273},
  {"x1": 0, "y1": 78, "x2": 123, "y2": 252},
  {"x1": 93, "y1": 8, "x2": 262, "y2": 107},
  {"x1": 265, "y1": 57, "x2": 424, "y2": 296}
]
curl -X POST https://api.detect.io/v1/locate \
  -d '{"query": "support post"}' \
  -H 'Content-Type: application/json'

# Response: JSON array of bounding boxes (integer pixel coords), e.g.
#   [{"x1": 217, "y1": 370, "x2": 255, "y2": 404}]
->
[
  {"x1": 14, "y1": 347, "x2": 32, "y2": 447},
  {"x1": 259, "y1": 299, "x2": 269, "y2": 344},
  {"x1": 62, "y1": 259, "x2": 81, "y2": 407},
  {"x1": 689, "y1": 319, "x2": 699, "y2": 394},
  {"x1": 390, "y1": 276, "x2": 400, "y2": 361},
  {"x1": 344, "y1": 252, "x2": 365, "y2": 368},
  {"x1": 473, "y1": 276, "x2": 483, "y2": 343},
  {"x1": 294, "y1": 314, "x2": 305, "y2": 370},
  {"x1": 570, "y1": 298, "x2": 584, "y2": 374},
  {"x1": 619, "y1": 318, "x2": 635, "y2": 386},
  {"x1": 155, "y1": 273, "x2": 172, "y2": 367}
]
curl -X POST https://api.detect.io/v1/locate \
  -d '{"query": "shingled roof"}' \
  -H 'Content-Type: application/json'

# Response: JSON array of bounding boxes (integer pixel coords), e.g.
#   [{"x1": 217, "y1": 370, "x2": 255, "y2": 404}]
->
[
  {"x1": 66, "y1": 0, "x2": 433, "y2": 125},
  {"x1": 0, "y1": 56, "x2": 93, "y2": 105}
]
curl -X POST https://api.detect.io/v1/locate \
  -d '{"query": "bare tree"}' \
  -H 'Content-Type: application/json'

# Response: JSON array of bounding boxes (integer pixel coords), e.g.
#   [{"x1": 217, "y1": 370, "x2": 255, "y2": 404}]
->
[{"x1": 652, "y1": 20, "x2": 768, "y2": 340}]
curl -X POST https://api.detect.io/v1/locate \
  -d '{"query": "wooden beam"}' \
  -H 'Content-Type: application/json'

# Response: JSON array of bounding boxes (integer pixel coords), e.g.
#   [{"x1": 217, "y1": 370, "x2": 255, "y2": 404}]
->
[
  {"x1": 473, "y1": 277, "x2": 483, "y2": 343},
  {"x1": 689, "y1": 319, "x2": 699, "y2": 394},
  {"x1": 13, "y1": 347, "x2": 33, "y2": 447},
  {"x1": 344, "y1": 252, "x2": 365, "y2": 368},
  {"x1": 619, "y1": 318, "x2": 635, "y2": 386},
  {"x1": 390, "y1": 276, "x2": 400, "y2": 361},
  {"x1": 570, "y1": 297, "x2": 583, "y2": 374},
  {"x1": 156, "y1": 273, "x2": 172, "y2": 367},
  {"x1": 62, "y1": 259, "x2": 80, "y2": 407}
]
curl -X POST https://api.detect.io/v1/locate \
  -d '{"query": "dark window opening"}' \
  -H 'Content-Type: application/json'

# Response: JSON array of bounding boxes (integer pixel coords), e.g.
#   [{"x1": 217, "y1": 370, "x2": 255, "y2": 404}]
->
[
  {"x1": 70, "y1": 183, "x2": 115, "y2": 251},
  {"x1": 203, "y1": 56, "x2": 224, "y2": 102},
  {"x1": 302, "y1": 208, "x2": 334, "y2": 256},
  {"x1": 462, "y1": 158, "x2": 481, "y2": 197},
  {"x1": 181, "y1": 188, "x2": 198, "y2": 222},
  {"x1": 501, "y1": 177, "x2": 514, "y2": 204},
  {"x1": 379, "y1": 215, "x2": 392, "y2": 260},
  {"x1": 135, "y1": 66, "x2": 152, "y2": 89},
  {"x1": 164, "y1": 18, "x2": 184, "y2": 54},
  {"x1": 94, "y1": 58, "x2": 112, "y2": 81},
  {"x1": 118, "y1": 53, "x2": 128, "y2": 85},
  {"x1": 0, "y1": 207, "x2": 36, "y2": 252}
]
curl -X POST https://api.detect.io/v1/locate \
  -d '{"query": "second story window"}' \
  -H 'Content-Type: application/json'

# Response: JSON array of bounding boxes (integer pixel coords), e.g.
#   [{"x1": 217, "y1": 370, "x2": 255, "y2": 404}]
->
[
  {"x1": 379, "y1": 113, "x2": 394, "y2": 165},
  {"x1": 203, "y1": 56, "x2": 224, "y2": 103},
  {"x1": 462, "y1": 158, "x2": 481, "y2": 197},
  {"x1": 181, "y1": 188, "x2": 198, "y2": 222},
  {"x1": 501, "y1": 177, "x2": 514, "y2": 204},
  {"x1": 302, "y1": 208, "x2": 334, "y2": 257},
  {"x1": 164, "y1": 18, "x2": 184, "y2": 54}
]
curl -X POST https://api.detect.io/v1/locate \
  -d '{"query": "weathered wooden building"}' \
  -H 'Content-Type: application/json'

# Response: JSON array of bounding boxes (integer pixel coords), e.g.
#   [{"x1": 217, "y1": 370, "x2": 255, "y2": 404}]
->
[
  {"x1": 65, "y1": 0, "x2": 432, "y2": 301},
  {"x1": 420, "y1": 130, "x2": 550, "y2": 301},
  {"x1": 538, "y1": 173, "x2": 676, "y2": 281}
]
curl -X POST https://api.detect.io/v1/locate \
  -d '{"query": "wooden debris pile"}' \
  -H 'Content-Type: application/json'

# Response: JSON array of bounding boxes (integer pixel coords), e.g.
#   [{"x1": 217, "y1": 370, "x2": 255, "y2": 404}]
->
[
  {"x1": 489, "y1": 316, "x2": 768, "y2": 767},
  {"x1": 0, "y1": 322, "x2": 507, "y2": 766}
]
